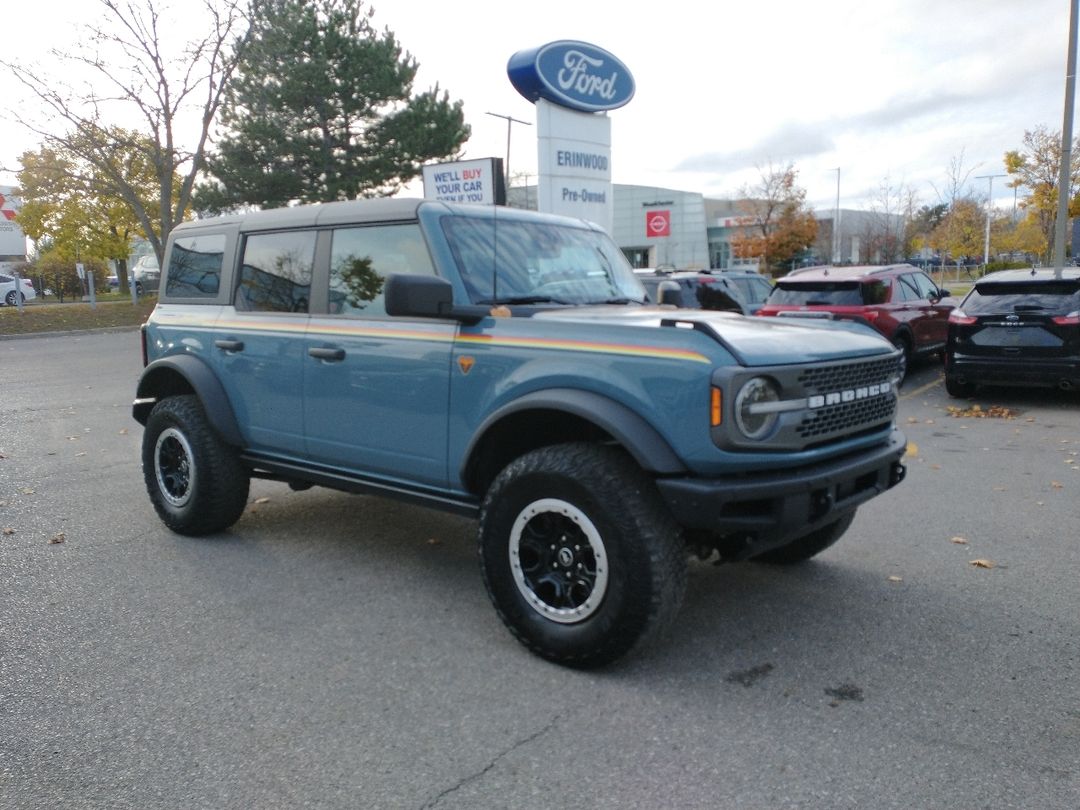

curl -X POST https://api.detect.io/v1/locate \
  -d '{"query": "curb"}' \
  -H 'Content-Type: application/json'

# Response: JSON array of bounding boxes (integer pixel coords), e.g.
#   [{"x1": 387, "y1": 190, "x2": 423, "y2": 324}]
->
[{"x1": 0, "y1": 325, "x2": 143, "y2": 342}]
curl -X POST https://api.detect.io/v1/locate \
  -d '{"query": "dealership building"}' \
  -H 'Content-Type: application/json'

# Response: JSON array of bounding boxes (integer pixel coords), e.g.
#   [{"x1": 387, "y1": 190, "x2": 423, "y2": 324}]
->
[{"x1": 508, "y1": 183, "x2": 898, "y2": 273}]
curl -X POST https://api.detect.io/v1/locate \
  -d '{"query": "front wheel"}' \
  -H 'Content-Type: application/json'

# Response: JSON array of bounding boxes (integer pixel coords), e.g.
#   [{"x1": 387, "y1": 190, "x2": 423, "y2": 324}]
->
[
  {"x1": 142, "y1": 395, "x2": 250, "y2": 535},
  {"x1": 479, "y1": 443, "x2": 686, "y2": 668},
  {"x1": 751, "y1": 511, "x2": 856, "y2": 565},
  {"x1": 892, "y1": 335, "x2": 911, "y2": 381}
]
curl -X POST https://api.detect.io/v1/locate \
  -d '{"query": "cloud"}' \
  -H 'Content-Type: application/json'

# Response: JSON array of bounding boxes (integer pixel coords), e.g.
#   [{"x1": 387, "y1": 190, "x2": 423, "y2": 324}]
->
[{"x1": 673, "y1": 124, "x2": 836, "y2": 173}]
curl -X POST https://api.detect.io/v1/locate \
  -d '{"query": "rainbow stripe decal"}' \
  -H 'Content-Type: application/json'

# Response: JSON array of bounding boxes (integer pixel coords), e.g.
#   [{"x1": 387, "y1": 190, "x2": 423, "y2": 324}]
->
[{"x1": 174, "y1": 316, "x2": 712, "y2": 364}]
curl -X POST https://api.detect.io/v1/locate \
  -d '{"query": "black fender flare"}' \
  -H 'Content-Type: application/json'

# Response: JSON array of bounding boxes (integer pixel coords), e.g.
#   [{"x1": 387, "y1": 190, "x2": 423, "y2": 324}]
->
[
  {"x1": 462, "y1": 388, "x2": 687, "y2": 482},
  {"x1": 133, "y1": 355, "x2": 243, "y2": 447}
]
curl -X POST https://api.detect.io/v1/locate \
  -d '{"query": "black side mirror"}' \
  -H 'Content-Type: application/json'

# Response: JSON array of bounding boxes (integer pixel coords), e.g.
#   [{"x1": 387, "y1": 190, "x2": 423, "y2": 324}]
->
[
  {"x1": 384, "y1": 274, "x2": 486, "y2": 323},
  {"x1": 936, "y1": 288, "x2": 951, "y2": 299}
]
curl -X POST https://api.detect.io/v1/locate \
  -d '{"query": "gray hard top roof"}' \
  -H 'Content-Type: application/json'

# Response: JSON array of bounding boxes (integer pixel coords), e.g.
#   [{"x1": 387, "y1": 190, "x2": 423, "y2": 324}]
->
[{"x1": 172, "y1": 198, "x2": 426, "y2": 235}]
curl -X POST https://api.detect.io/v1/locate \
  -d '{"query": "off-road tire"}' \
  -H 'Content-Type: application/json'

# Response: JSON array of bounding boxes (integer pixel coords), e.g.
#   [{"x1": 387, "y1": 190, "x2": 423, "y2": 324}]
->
[
  {"x1": 142, "y1": 395, "x2": 250, "y2": 536},
  {"x1": 479, "y1": 442, "x2": 686, "y2": 668},
  {"x1": 945, "y1": 374, "x2": 976, "y2": 398},
  {"x1": 751, "y1": 511, "x2": 857, "y2": 565}
]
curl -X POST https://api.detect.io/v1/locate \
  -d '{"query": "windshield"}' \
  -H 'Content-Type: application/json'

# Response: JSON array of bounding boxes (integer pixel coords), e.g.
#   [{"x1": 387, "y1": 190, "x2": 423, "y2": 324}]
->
[
  {"x1": 441, "y1": 216, "x2": 646, "y2": 305},
  {"x1": 963, "y1": 281, "x2": 1080, "y2": 316}
]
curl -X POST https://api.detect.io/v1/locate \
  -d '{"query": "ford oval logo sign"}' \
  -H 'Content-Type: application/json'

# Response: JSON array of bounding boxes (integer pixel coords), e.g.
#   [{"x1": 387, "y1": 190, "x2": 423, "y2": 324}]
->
[{"x1": 507, "y1": 41, "x2": 635, "y2": 112}]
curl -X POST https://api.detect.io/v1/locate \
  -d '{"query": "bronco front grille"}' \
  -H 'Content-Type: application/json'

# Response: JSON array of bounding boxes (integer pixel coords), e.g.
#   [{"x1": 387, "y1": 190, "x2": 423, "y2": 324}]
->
[
  {"x1": 797, "y1": 355, "x2": 901, "y2": 394},
  {"x1": 797, "y1": 395, "x2": 896, "y2": 439}
]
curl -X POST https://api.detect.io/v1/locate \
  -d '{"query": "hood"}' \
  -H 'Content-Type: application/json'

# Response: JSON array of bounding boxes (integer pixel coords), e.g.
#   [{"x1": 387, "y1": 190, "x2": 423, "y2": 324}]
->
[{"x1": 533, "y1": 306, "x2": 894, "y2": 366}]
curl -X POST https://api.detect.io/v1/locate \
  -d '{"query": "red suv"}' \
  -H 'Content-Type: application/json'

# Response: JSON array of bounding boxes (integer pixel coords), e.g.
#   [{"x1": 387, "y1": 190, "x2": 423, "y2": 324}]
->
[{"x1": 756, "y1": 264, "x2": 955, "y2": 377}]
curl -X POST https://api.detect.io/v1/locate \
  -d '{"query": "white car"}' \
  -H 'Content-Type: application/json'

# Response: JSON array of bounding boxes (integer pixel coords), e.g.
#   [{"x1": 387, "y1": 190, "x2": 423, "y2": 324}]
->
[{"x1": 0, "y1": 273, "x2": 37, "y2": 306}]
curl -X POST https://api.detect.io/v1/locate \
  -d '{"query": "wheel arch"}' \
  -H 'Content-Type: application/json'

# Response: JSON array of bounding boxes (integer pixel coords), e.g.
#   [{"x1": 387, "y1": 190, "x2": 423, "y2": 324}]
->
[
  {"x1": 461, "y1": 388, "x2": 686, "y2": 496},
  {"x1": 133, "y1": 355, "x2": 243, "y2": 446}
]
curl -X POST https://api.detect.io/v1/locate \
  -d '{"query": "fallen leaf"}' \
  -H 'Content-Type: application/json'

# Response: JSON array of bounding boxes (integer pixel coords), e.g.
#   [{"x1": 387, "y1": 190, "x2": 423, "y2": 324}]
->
[
  {"x1": 75, "y1": 452, "x2": 87, "y2": 458},
  {"x1": 2, "y1": 528, "x2": 14, "y2": 536},
  {"x1": 49, "y1": 533, "x2": 65, "y2": 544},
  {"x1": 969, "y1": 559, "x2": 996, "y2": 569},
  {"x1": 924, "y1": 419, "x2": 935, "y2": 424},
  {"x1": 993, "y1": 486, "x2": 1007, "y2": 491},
  {"x1": 887, "y1": 575, "x2": 903, "y2": 583},
  {"x1": 20, "y1": 488, "x2": 34, "y2": 495},
  {"x1": 1036, "y1": 501, "x2": 1045, "y2": 506},
  {"x1": 930, "y1": 464, "x2": 941, "y2": 470},
  {"x1": 118, "y1": 428, "x2": 128, "y2": 435},
  {"x1": 1051, "y1": 481, "x2": 1064, "y2": 489},
  {"x1": 905, "y1": 442, "x2": 919, "y2": 458},
  {"x1": 427, "y1": 537, "x2": 442, "y2": 545},
  {"x1": 951, "y1": 536, "x2": 969, "y2": 545},
  {"x1": 254, "y1": 497, "x2": 270, "y2": 504},
  {"x1": 906, "y1": 417, "x2": 918, "y2": 424}
]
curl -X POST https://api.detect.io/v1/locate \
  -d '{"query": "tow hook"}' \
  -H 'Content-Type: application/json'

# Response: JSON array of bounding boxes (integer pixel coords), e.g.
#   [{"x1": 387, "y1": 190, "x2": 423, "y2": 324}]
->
[{"x1": 890, "y1": 462, "x2": 907, "y2": 487}]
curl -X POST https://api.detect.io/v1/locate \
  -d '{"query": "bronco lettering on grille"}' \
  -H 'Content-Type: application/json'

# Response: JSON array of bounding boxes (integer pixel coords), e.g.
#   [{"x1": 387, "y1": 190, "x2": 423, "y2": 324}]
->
[{"x1": 807, "y1": 382, "x2": 891, "y2": 409}]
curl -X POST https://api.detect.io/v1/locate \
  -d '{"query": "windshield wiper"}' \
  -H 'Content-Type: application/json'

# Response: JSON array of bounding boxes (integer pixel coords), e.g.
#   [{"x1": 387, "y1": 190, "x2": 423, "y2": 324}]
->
[
  {"x1": 476, "y1": 295, "x2": 572, "y2": 305},
  {"x1": 586, "y1": 297, "x2": 642, "y2": 305},
  {"x1": 1012, "y1": 305, "x2": 1045, "y2": 311}
]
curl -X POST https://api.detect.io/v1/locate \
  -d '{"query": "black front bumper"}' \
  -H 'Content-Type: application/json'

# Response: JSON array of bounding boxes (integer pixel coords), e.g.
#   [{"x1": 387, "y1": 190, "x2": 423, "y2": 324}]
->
[{"x1": 655, "y1": 430, "x2": 907, "y2": 554}]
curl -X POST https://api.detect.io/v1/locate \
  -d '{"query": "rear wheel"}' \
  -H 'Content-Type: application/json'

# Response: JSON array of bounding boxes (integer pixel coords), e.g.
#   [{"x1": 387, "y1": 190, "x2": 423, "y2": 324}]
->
[
  {"x1": 945, "y1": 374, "x2": 976, "y2": 398},
  {"x1": 479, "y1": 443, "x2": 686, "y2": 668},
  {"x1": 142, "y1": 395, "x2": 250, "y2": 535},
  {"x1": 751, "y1": 511, "x2": 856, "y2": 565},
  {"x1": 5, "y1": 290, "x2": 22, "y2": 306}
]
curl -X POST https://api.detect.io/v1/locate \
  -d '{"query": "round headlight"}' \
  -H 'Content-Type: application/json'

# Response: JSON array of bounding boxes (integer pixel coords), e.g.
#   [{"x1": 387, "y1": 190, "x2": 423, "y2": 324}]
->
[{"x1": 734, "y1": 376, "x2": 781, "y2": 440}]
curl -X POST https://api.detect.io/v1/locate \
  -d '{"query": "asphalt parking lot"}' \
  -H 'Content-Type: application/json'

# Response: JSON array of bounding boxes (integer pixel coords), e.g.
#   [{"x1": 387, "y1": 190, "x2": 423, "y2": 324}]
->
[{"x1": 1, "y1": 332, "x2": 1078, "y2": 809}]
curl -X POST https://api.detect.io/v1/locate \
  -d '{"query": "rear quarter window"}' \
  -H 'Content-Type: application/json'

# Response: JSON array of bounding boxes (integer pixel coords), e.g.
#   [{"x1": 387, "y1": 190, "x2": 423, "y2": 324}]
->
[{"x1": 165, "y1": 234, "x2": 227, "y2": 298}]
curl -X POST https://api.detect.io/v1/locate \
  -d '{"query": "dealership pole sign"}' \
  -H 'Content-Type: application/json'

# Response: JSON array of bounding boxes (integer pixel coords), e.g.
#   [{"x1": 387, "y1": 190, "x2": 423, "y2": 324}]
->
[{"x1": 507, "y1": 41, "x2": 634, "y2": 234}]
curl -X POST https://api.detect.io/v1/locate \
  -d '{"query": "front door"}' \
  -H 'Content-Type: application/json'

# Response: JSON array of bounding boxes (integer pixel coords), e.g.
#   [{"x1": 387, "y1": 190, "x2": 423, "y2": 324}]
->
[{"x1": 303, "y1": 223, "x2": 454, "y2": 488}]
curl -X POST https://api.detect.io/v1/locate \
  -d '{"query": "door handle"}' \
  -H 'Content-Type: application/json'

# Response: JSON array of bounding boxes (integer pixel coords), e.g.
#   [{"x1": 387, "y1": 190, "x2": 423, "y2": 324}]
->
[
  {"x1": 214, "y1": 339, "x2": 245, "y2": 352},
  {"x1": 308, "y1": 346, "x2": 346, "y2": 362}
]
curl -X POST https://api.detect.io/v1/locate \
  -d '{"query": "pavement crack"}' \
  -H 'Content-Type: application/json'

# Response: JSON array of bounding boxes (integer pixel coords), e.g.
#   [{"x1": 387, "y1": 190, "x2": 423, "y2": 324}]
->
[{"x1": 420, "y1": 715, "x2": 560, "y2": 809}]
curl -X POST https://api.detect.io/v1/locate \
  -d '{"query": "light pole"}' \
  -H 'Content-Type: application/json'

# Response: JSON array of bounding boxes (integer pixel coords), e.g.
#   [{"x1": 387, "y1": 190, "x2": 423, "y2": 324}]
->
[
  {"x1": 485, "y1": 111, "x2": 531, "y2": 198},
  {"x1": 1053, "y1": 0, "x2": 1079, "y2": 277},
  {"x1": 832, "y1": 167, "x2": 841, "y2": 264},
  {"x1": 975, "y1": 173, "x2": 1006, "y2": 267}
]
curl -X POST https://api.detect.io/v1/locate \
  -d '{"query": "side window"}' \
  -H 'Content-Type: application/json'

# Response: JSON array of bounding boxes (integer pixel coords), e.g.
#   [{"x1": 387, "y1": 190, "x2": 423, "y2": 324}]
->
[
  {"x1": 863, "y1": 279, "x2": 890, "y2": 305},
  {"x1": 236, "y1": 230, "x2": 315, "y2": 313},
  {"x1": 895, "y1": 274, "x2": 921, "y2": 302},
  {"x1": 165, "y1": 234, "x2": 226, "y2": 298},
  {"x1": 913, "y1": 272, "x2": 940, "y2": 299},
  {"x1": 328, "y1": 224, "x2": 434, "y2": 317}
]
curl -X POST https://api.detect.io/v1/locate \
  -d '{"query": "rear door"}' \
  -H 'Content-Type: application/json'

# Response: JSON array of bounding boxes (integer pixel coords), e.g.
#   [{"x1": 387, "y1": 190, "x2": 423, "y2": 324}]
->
[{"x1": 213, "y1": 229, "x2": 315, "y2": 456}]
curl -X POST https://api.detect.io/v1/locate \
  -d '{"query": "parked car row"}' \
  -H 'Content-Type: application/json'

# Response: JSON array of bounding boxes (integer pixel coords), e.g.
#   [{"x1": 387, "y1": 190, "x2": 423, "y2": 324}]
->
[{"x1": 646, "y1": 262, "x2": 1079, "y2": 397}]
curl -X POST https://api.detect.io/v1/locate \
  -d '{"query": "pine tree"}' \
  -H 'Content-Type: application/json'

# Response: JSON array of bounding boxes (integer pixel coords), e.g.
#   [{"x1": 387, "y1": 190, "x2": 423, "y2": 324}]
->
[{"x1": 198, "y1": 0, "x2": 470, "y2": 211}]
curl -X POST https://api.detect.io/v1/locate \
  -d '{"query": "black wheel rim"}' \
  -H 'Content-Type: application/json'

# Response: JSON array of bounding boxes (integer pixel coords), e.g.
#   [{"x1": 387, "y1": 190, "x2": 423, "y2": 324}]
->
[
  {"x1": 509, "y1": 498, "x2": 608, "y2": 624},
  {"x1": 154, "y1": 427, "x2": 195, "y2": 508}
]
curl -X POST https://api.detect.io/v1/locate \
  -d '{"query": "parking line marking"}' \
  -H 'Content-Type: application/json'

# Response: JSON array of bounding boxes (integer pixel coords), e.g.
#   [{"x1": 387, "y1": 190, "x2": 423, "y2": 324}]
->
[{"x1": 900, "y1": 377, "x2": 941, "y2": 400}]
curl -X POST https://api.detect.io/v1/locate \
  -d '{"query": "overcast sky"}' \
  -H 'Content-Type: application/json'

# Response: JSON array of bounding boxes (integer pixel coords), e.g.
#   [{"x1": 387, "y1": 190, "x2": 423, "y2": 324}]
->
[{"x1": 0, "y1": 0, "x2": 1073, "y2": 212}]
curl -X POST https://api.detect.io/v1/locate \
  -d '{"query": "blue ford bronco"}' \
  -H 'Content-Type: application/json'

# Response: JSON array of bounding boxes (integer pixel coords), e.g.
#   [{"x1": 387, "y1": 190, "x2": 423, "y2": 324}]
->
[{"x1": 134, "y1": 199, "x2": 906, "y2": 667}]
